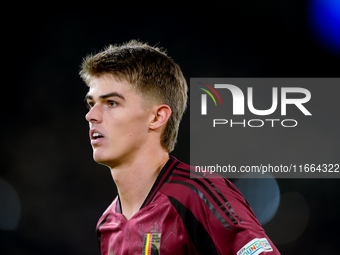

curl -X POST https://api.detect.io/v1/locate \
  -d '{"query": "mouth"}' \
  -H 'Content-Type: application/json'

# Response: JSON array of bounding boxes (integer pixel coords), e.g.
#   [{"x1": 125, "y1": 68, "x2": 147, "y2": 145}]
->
[{"x1": 90, "y1": 130, "x2": 105, "y2": 145}]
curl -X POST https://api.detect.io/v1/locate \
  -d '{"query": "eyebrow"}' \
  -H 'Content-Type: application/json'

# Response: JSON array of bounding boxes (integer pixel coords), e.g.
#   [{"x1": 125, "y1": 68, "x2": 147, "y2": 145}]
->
[{"x1": 85, "y1": 92, "x2": 125, "y2": 101}]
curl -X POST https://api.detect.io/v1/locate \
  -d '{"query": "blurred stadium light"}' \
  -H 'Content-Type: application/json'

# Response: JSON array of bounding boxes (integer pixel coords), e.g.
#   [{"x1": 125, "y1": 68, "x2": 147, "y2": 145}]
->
[{"x1": 309, "y1": 0, "x2": 340, "y2": 54}]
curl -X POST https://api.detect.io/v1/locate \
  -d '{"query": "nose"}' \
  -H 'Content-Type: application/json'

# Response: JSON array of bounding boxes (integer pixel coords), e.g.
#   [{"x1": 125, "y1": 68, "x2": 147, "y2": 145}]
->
[{"x1": 85, "y1": 105, "x2": 102, "y2": 123}]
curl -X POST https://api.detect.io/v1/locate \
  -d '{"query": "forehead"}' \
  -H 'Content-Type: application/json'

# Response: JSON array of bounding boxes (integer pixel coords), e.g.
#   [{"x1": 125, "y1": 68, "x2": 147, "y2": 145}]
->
[
  {"x1": 88, "y1": 74, "x2": 134, "y2": 96},
  {"x1": 86, "y1": 74, "x2": 155, "y2": 110}
]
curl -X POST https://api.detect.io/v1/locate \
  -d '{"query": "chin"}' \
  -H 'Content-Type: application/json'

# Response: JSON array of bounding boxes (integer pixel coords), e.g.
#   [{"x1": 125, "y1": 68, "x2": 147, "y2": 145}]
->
[
  {"x1": 93, "y1": 152, "x2": 118, "y2": 168},
  {"x1": 94, "y1": 158, "x2": 113, "y2": 168},
  {"x1": 93, "y1": 151, "x2": 109, "y2": 165}
]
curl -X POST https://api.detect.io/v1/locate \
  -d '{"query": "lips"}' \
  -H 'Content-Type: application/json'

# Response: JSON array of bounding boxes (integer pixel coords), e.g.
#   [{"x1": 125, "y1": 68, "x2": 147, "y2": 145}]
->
[{"x1": 90, "y1": 129, "x2": 105, "y2": 145}]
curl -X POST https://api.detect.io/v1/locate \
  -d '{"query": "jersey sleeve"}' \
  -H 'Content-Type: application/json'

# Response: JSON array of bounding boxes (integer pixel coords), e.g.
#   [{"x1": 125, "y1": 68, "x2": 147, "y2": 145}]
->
[
  {"x1": 165, "y1": 165, "x2": 280, "y2": 255},
  {"x1": 199, "y1": 177, "x2": 281, "y2": 255}
]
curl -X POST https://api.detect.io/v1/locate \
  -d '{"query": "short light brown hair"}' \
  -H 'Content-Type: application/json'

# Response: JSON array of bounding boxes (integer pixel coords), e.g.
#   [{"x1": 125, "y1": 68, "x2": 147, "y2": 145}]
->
[{"x1": 79, "y1": 40, "x2": 188, "y2": 152}]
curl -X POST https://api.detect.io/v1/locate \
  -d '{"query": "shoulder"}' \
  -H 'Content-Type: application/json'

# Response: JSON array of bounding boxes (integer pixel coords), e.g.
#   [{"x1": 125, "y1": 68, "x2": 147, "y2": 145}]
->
[
  {"x1": 160, "y1": 158, "x2": 280, "y2": 254},
  {"x1": 162, "y1": 158, "x2": 245, "y2": 205},
  {"x1": 160, "y1": 159, "x2": 251, "y2": 229}
]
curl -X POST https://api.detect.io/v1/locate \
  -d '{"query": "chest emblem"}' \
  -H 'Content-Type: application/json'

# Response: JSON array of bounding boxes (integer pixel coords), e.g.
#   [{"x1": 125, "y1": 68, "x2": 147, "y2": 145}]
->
[{"x1": 142, "y1": 233, "x2": 161, "y2": 255}]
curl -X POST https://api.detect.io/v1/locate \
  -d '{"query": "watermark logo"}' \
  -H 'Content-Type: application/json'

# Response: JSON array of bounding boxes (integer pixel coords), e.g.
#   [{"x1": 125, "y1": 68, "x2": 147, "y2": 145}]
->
[
  {"x1": 197, "y1": 82, "x2": 312, "y2": 128},
  {"x1": 190, "y1": 78, "x2": 339, "y2": 179},
  {"x1": 199, "y1": 84, "x2": 311, "y2": 116},
  {"x1": 197, "y1": 82, "x2": 222, "y2": 115}
]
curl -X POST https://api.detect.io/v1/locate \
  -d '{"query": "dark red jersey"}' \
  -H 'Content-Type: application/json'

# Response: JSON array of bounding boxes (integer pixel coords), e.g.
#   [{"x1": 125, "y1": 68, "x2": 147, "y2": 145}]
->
[{"x1": 96, "y1": 156, "x2": 280, "y2": 255}]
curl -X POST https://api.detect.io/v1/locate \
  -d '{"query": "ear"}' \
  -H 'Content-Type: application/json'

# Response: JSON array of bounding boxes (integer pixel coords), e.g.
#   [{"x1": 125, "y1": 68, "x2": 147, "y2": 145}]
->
[{"x1": 149, "y1": 104, "x2": 172, "y2": 130}]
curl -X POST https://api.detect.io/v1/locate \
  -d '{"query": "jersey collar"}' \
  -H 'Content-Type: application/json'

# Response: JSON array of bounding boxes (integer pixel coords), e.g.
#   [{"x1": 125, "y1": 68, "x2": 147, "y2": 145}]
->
[{"x1": 115, "y1": 155, "x2": 179, "y2": 213}]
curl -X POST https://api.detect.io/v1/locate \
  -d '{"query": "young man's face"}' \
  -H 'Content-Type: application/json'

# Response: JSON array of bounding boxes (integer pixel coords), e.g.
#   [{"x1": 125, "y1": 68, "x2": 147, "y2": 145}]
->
[{"x1": 85, "y1": 74, "x2": 154, "y2": 168}]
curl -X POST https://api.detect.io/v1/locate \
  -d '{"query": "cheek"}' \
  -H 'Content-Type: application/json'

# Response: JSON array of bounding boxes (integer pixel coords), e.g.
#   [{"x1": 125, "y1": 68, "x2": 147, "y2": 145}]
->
[
  {"x1": 128, "y1": 112, "x2": 151, "y2": 135},
  {"x1": 109, "y1": 111, "x2": 150, "y2": 137}
]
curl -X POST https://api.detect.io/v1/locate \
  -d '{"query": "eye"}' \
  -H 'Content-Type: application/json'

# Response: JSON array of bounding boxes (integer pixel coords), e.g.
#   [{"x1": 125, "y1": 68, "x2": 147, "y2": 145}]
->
[
  {"x1": 86, "y1": 101, "x2": 95, "y2": 109},
  {"x1": 108, "y1": 100, "x2": 117, "y2": 107}
]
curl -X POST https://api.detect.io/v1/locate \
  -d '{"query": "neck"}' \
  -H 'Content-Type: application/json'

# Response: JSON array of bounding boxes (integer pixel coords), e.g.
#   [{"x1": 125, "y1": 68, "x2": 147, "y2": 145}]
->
[{"x1": 111, "y1": 150, "x2": 169, "y2": 220}]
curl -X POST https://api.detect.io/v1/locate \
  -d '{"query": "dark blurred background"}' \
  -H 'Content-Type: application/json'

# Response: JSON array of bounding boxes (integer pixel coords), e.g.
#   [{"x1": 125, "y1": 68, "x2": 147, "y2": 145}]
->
[{"x1": 1, "y1": 0, "x2": 340, "y2": 254}]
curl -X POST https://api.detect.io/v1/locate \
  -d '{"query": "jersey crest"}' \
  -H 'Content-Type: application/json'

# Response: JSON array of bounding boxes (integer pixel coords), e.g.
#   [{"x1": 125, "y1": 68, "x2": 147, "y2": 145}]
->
[{"x1": 142, "y1": 233, "x2": 161, "y2": 255}]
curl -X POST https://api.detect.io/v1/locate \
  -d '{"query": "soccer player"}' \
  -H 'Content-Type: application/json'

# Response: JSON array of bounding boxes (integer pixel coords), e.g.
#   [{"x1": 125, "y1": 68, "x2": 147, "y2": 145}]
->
[{"x1": 79, "y1": 40, "x2": 280, "y2": 255}]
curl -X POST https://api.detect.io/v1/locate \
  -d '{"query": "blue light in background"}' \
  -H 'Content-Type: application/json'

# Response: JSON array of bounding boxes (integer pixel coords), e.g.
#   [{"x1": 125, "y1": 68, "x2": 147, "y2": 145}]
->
[
  {"x1": 309, "y1": 0, "x2": 340, "y2": 54},
  {"x1": 0, "y1": 178, "x2": 21, "y2": 231},
  {"x1": 234, "y1": 174, "x2": 280, "y2": 226}
]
